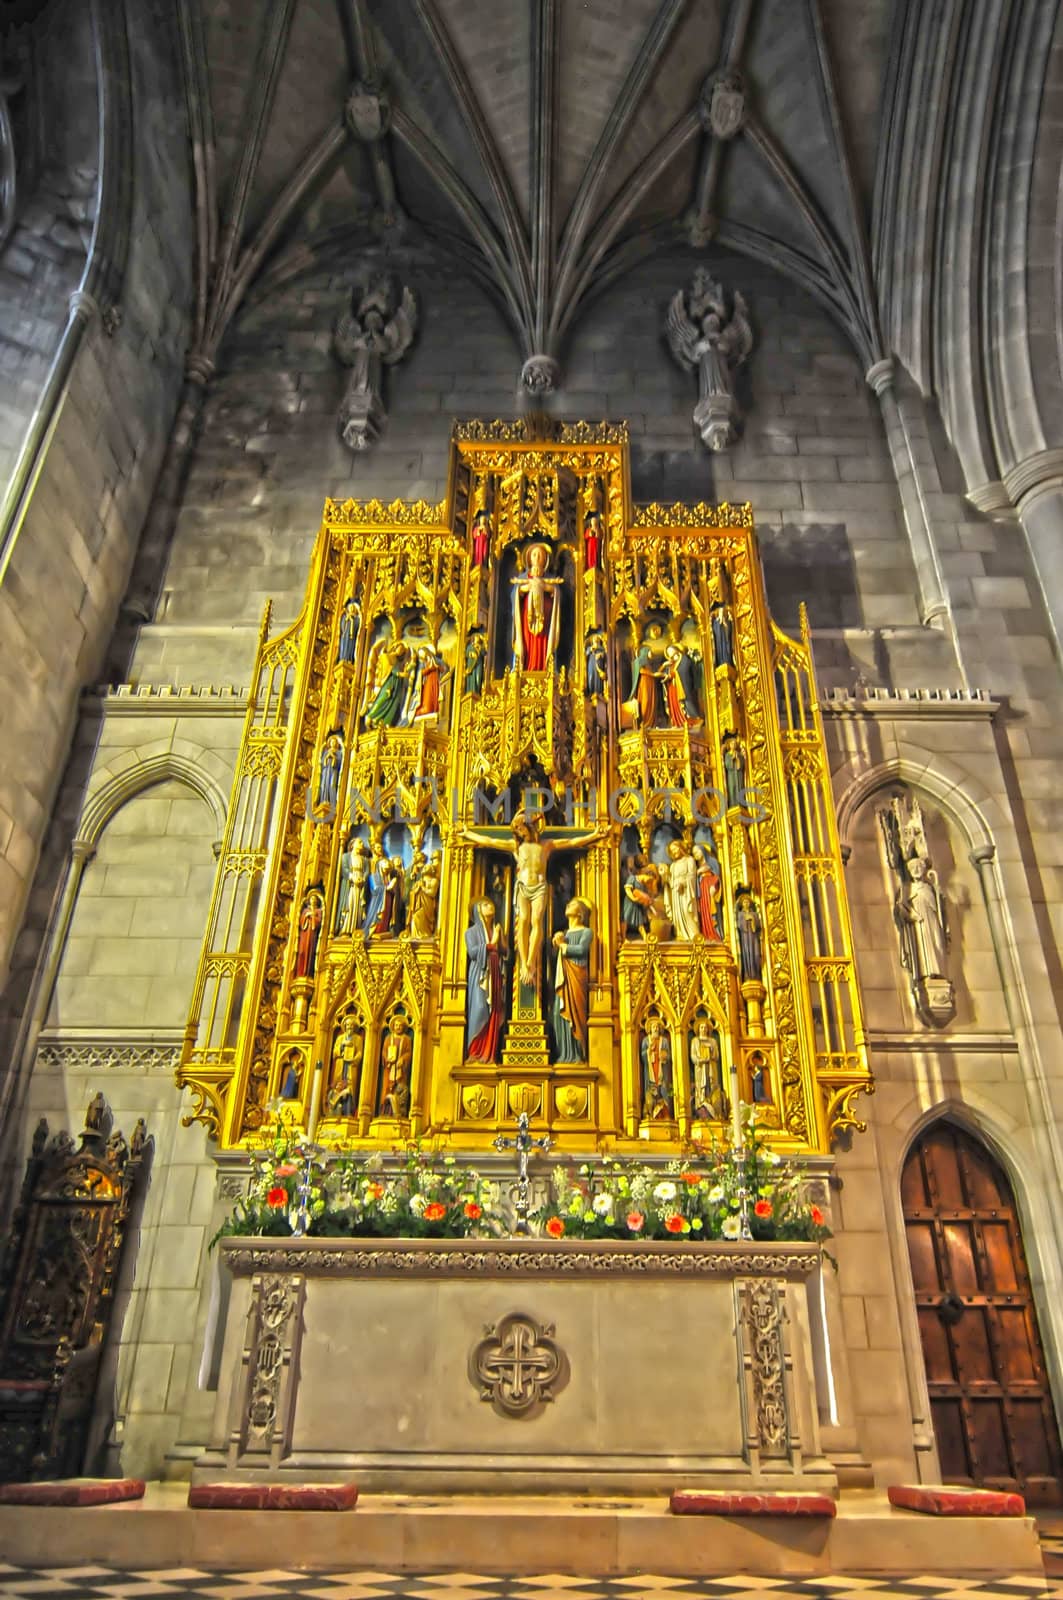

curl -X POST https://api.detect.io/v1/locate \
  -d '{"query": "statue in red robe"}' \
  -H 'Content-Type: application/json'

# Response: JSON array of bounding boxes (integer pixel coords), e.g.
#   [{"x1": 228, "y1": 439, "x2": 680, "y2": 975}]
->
[{"x1": 511, "y1": 543, "x2": 562, "y2": 671}]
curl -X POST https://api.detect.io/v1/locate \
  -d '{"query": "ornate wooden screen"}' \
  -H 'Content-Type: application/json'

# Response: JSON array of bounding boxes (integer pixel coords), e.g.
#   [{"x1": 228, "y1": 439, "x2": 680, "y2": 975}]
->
[{"x1": 178, "y1": 419, "x2": 871, "y2": 1155}]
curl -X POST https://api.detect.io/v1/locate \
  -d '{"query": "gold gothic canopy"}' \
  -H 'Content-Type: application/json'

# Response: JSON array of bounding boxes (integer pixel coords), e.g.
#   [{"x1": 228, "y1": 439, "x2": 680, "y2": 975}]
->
[{"x1": 177, "y1": 420, "x2": 871, "y2": 1155}]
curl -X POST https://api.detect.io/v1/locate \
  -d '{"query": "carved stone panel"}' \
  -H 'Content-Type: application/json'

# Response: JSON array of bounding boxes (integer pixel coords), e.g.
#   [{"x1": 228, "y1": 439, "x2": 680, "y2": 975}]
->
[
  {"x1": 469, "y1": 1311, "x2": 567, "y2": 1418},
  {"x1": 230, "y1": 1272, "x2": 305, "y2": 1467},
  {"x1": 736, "y1": 1277, "x2": 800, "y2": 1469}
]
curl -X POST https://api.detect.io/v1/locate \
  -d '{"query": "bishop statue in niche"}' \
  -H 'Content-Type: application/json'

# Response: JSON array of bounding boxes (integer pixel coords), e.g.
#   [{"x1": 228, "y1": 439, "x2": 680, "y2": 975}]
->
[
  {"x1": 511, "y1": 543, "x2": 562, "y2": 671},
  {"x1": 878, "y1": 793, "x2": 955, "y2": 1027}
]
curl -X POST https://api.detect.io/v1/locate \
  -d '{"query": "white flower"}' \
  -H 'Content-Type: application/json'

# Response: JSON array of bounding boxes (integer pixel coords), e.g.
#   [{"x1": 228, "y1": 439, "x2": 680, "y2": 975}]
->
[
  {"x1": 721, "y1": 1214, "x2": 741, "y2": 1240},
  {"x1": 592, "y1": 1192, "x2": 614, "y2": 1215},
  {"x1": 409, "y1": 1193, "x2": 427, "y2": 1216},
  {"x1": 653, "y1": 1181, "x2": 678, "y2": 1203},
  {"x1": 708, "y1": 1184, "x2": 725, "y2": 1203}
]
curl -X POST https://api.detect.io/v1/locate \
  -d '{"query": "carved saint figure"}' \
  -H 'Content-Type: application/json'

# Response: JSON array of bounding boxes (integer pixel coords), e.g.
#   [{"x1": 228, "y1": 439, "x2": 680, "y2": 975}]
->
[
  {"x1": 463, "y1": 813, "x2": 607, "y2": 994},
  {"x1": 294, "y1": 890, "x2": 324, "y2": 978},
  {"x1": 722, "y1": 734, "x2": 746, "y2": 811},
  {"x1": 316, "y1": 733, "x2": 343, "y2": 812},
  {"x1": 711, "y1": 601, "x2": 734, "y2": 669},
  {"x1": 329, "y1": 1017, "x2": 362, "y2": 1117},
  {"x1": 878, "y1": 793, "x2": 955, "y2": 1026},
  {"x1": 641, "y1": 1018, "x2": 673, "y2": 1120},
  {"x1": 280, "y1": 1050, "x2": 303, "y2": 1099},
  {"x1": 622, "y1": 854, "x2": 650, "y2": 940},
  {"x1": 693, "y1": 845, "x2": 723, "y2": 940},
  {"x1": 661, "y1": 644, "x2": 699, "y2": 728},
  {"x1": 405, "y1": 641, "x2": 448, "y2": 724},
  {"x1": 552, "y1": 898, "x2": 594, "y2": 1063},
  {"x1": 690, "y1": 1020, "x2": 727, "y2": 1120},
  {"x1": 511, "y1": 543, "x2": 562, "y2": 671},
  {"x1": 464, "y1": 629, "x2": 487, "y2": 694},
  {"x1": 364, "y1": 853, "x2": 405, "y2": 940},
  {"x1": 337, "y1": 596, "x2": 361, "y2": 663},
  {"x1": 583, "y1": 475, "x2": 605, "y2": 570},
  {"x1": 408, "y1": 852, "x2": 441, "y2": 939},
  {"x1": 666, "y1": 270, "x2": 754, "y2": 451},
  {"x1": 378, "y1": 1014, "x2": 412, "y2": 1118},
  {"x1": 333, "y1": 274, "x2": 418, "y2": 452},
  {"x1": 663, "y1": 839, "x2": 700, "y2": 941},
  {"x1": 585, "y1": 630, "x2": 608, "y2": 698},
  {"x1": 363, "y1": 637, "x2": 411, "y2": 728},
  {"x1": 469, "y1": 475, "x2": 492, "y2": 567},
  {"x1": 630, "y1": 623, "x2": 665, "y2": 728},
  {"x1": 736, "y1": 894, "x2": 763, "y2": 983},
  {"x1": 465, "y1": 898, "x2": 507, "y2": 1063}
]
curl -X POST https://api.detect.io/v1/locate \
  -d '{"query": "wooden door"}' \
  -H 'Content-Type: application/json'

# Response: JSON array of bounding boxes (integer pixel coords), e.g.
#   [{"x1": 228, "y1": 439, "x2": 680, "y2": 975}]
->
[{"x1": 903, "y1": 1122, "x2": 1063, "y2": 1506}]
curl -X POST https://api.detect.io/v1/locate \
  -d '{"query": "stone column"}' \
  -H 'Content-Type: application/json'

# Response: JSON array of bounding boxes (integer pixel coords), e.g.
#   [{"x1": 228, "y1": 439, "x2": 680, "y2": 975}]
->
[
  {"x1": 866, "y1": 358, "x2": 949, "y2": 630},
  {"x1": 1003, "y1": 449, "x2": 1063, "y2": 665}
]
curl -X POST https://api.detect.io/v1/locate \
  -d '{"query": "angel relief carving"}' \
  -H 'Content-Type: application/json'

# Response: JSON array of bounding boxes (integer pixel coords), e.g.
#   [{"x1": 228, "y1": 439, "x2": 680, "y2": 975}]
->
[
  {"x1": 334, "y1": 274, "x2": 418, "y2": 451},
  {"x1": 666, "y1": 271, "x2": 753, "y2": 451}
]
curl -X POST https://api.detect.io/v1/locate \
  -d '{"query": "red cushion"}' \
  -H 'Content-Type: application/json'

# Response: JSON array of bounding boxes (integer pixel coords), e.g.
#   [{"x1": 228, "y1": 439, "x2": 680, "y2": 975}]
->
[
  {"x1": 188, "y1": 1482, "x2": 358, "y2": 1510},
  {"x1": 888, "y1": 1484, "x2": 1025, "y2": 1517},
  {"x1": 0, "y1": 1478, "x2": 145, "y2": 1506},
  {"x1": 670, "y1": 1489, "x2": 837, "y2": 1517}
]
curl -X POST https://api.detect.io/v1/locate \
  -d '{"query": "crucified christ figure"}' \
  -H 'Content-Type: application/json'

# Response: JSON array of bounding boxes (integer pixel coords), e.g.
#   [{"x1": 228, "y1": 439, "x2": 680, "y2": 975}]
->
[{"x1": 462, "y1": 813, "x2": 609, "y2": 994}]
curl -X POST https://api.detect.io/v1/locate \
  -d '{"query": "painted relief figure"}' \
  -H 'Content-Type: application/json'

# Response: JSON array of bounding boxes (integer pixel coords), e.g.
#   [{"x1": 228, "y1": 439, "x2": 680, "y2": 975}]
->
[
  {"x1": 316, "y1": 732, "x2": 344, "y2": 811},
  {"x1": 736, "y1": 893, "x2": 763, "y2": 982},
  {"x1": 335, "y1": 836, "x2": 370, "y2": 934},
  {"x1": 711, "y1": 599, "x2": 734, "y2": 669},
  {"x1": 469, "y1": 474, "x2": 492, "y2": 567},
  {"x1": 511, "y1": 543, "x2": 562, "y2": 671},
  {"x1": 629, "y1": 623, "x2": 664, "y2": 727},
  {"x1": 363, "y1": 636, "x2": 411, "y2": 728},
  {"x1": 693, "y1": 845, "x2": 723, "y2": 940},
  {"x1": 585, "y1": 630, "x2": 608, "y2": 698},
  {"x1": 551, "y1": 898, "x2": 594, "y2": 1063},
  {"x1": 661, "y1": 644, "x2": 699, "y2": 728},
  {"x1": 464, "y1": 628, "x2": 487, "y2": 694},
  {"x1": 663, "y1": 840, "x2": 700, "y2": 940},
  {"x1": 582, "y1": 474, "x2": 604, "y2": 569},
  {"x1": 279, "y1": 1049, "x2": 303, "y2": 1099},
  {"x1": 378, "y1": 1014, "x2": 412, "y2": 1118},
  {"x1": 465, "y1": 898, "x2": 507, "y2": 1063},
  {"x1": 329, "y1": 1016, "x2": 362, "y2": 1116},
  {"x1": 337, "y1": 596, "x2": 361, "y2": 663},
  {"x1": 408, "y1": 853, "x2": 441, "y2": 939},
  {"x1": 405, "y1": 641, "x2": 449, "y2": 723},
  {"x1": 722, "y1": 734, "x2": 746, "y2": 811},
  {"x1": 690, "y1": 1020, "x2": 727, "y2": 1120},
  {"x1": 364, "y1": 853, "x2": 405, "y2": 940},
  {"x1": 641, "y1": 1017, "x2": 673, "y2": 1120},
  {"x1": 293, "y1": 889, "x2": 324, "y2": 978},
  {"x1": 621, "y1": 854, "x2": 650, "y2": 940}
]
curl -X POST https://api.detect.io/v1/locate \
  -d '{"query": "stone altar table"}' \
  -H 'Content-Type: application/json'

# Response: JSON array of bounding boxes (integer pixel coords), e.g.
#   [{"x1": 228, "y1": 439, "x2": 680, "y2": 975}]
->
[{"x1": 197, "y1": 1237, "x2": 836, "y2": 1495}]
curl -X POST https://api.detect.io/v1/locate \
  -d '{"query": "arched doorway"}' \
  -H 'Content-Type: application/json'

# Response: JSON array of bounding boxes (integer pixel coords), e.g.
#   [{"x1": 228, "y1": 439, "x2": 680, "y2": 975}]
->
[{"x1": 903, "y1": 1121, "x2": 1063, "y2": 1505}]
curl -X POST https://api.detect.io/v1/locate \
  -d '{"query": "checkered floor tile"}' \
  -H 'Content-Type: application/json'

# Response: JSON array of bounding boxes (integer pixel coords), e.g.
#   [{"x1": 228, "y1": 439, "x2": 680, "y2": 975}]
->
[{"x1": 0, "y1": 1570, "x2": 1056, "y2": 1600}]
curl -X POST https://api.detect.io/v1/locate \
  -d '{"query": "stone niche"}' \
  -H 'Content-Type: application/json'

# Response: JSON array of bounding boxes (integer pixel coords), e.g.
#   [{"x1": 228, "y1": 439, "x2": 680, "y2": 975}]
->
[{"x1": 198, "y1": 1238, "x2": 835, "y2": 1494}]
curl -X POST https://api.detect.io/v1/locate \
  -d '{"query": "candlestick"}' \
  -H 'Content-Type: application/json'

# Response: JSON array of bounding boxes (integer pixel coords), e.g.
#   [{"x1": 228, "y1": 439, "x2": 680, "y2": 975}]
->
[
  {"x1": 729, "y1": 1057, "x2": 743, "y2": 1152},
  {"x1": 307, "y1": 1058, "x2": 324, "y2": 1142}
]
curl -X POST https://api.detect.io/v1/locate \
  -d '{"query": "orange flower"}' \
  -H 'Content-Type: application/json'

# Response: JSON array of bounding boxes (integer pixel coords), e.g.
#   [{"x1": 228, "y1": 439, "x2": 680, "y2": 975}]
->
[
  {"x1": 810, "y1": 1204, "x2": 825, "y2": 1227},
  {"x1": 463, "y1": 1201, "x2": 482, "y2": 1219},
  {"x1": 274, "y1": 1163, "x2": 297, "y2": 1179},
  {"x1": 423, "y1": 1201, "x2": 447, "y2": 1221},
  {"x1": 626, "y1": 1211, "x2": 645, "y2": 1232},
  {"x1": 754, "y1": 1199, "x2": 772, "y2": 1218},
  {"x1": 546, "y1": 1216, "x2": 565, "y2": 1238},
  {"x1": 665, "y1": 1213, "x2": 686, "y2": 1234},
  {"x1": 680, "y1": 1172, "x2": 701, "y2": 1186},
  {"x1": 366, "y1": 1182, "x2": 384, "y2": 1200},
  {"x1": 266, "y1": 1186, "x2": 288, "y2": 1209}
]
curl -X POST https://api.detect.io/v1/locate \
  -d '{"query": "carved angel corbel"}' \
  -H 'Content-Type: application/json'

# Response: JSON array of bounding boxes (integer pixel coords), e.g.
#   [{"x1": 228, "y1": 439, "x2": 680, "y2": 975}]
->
[
  {"x1": 878, "y1": 793, "x2": 955, "y2": 1027},
  {"x1": 333, "y1": 274, "x2": 418, "y2": 451},
  {"x1": 666, "y1": 271, "x2": 753, "y2": 451}
]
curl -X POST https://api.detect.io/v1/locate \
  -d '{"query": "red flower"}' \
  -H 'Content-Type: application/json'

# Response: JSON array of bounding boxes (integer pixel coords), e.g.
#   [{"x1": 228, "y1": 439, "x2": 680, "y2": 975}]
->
[
  {"x1": 424, "y1": 1201, "x2": 447, "y2": 1221},
  {"x1": 545, "y1": 1216, "x2": 565, "y2": 1238},
  {"x1": 463, "y1": 1201, "x2": 482, "y2": 1220},
  {"x1": 665, "y1": 1213, "x2": 686, "y2": 1234},
  {"x1": 626, "y1": 1211, "x2": 645, "y2": 1232},
  {"x1": 680, "y1": 1172, "x2": 701, "y2": 1186},
  {"x1": 266, "y1": 1186, "x2": 288, "y2": 1209},
  {"x1": 810, "y1": 1204, "x2": 825, "y2": 1227},
  {"x1": 754, "y1": 1199, "x2": 773, "y2": 1218}
]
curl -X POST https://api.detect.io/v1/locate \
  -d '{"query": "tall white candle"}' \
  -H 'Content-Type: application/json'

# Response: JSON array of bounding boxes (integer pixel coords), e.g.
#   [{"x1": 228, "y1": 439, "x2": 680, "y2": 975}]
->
[
  {"x1": 307, "y1": 1058, "x2": 324, "y2": 1143},
  {"x1": 729, "y1": 1058, "x2": 743, "y2": 1152}
]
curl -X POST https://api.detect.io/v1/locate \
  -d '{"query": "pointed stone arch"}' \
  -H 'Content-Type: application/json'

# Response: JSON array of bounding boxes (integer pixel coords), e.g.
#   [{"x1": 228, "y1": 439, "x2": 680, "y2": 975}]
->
[
  {"x1": 76, "y1": 750, "x2": 228, "y2": 851},
  {"x1": 834, "y1": 755, "x2": 995, "y2": 859}
]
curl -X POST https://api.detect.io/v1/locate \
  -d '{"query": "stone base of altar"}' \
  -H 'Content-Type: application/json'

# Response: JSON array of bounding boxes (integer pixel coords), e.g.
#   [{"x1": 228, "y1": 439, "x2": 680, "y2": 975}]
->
[
  {"x1": 0, "y1": 1486, "x2": 1043, "y2": 1577},
  {"x1": 198, "y1": 1237, "x2": 836, "y2": 1495}
]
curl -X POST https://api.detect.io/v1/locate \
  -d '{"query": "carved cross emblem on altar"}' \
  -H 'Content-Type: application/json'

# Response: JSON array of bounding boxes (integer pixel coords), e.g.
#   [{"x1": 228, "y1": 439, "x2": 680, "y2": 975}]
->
[{"x1": 469, "y1": 1312, "x2": 566, "y2": 1417}]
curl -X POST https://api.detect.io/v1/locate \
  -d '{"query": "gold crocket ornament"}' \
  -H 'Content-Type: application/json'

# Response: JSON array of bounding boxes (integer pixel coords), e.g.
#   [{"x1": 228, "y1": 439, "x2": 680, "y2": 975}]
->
[{"x1": 178, "y1": 421, "x2": 871, "y2": 1156}]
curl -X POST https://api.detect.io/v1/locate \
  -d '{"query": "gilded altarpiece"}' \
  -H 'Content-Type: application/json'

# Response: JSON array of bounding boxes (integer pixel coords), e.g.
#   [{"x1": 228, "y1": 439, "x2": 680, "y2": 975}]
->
[{"x1": 177, "y1": 422, "x2": 871, "y2": 1155}]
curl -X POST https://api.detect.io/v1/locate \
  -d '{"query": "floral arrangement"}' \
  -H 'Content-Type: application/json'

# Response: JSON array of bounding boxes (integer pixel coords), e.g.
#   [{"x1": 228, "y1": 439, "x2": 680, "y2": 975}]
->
[
  {"x1": 214, "y1": 1118, "x2": 829, "y2": 1249},
  {"x1": 215, "y1": 1134, "x2": 503, "y2": 1241},
  {"x1": 532, "y1": 1115, "x2": 829, "y2": 1245}
]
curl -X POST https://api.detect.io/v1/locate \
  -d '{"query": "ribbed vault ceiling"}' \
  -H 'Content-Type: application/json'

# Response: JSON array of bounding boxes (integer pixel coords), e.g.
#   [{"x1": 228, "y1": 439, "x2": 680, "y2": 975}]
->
[{"x1": 182, "y1": 0, "x2": 895, "y2": 380}]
